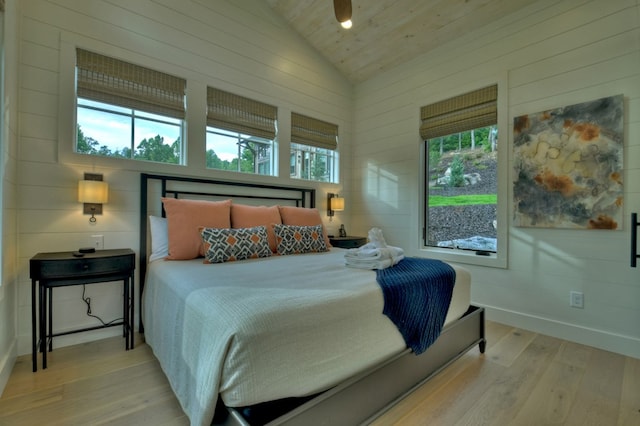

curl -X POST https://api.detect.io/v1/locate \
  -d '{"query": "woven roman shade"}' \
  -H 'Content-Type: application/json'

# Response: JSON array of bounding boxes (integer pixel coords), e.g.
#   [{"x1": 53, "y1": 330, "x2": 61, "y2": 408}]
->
[
  {"x1": 291, "y1": 113, "x2": 338, "y2": 150},
  {"x1": 207, "y1": 87, "x2": 277, "y2": 140},
  {"x1": 420, "y1": 85, "x2": 497, "y2": 140},
  {"x1": 76, "y1": 48, "x2": 186, "y2": 119}
]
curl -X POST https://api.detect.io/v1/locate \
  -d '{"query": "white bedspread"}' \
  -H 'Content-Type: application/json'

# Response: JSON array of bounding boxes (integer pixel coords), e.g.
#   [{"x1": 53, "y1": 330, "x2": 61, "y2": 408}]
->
[{"x1": 143, "y1": 249, "x2": 470, "y2": 426}]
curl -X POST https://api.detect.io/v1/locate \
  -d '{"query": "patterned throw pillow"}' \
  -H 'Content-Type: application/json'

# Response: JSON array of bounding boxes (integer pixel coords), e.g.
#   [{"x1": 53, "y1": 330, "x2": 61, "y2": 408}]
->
[
  {"x1": 273, "y1": 224, "x2": 329, "y2": 255},
  {"x1": 201, "y1": 226, "x2": 272, "y2": 263}
]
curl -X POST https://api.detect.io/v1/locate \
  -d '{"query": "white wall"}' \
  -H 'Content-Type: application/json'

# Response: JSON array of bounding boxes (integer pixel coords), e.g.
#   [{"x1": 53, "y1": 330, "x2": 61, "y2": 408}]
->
[
  {"x1": 14, "y1": 0, "x2": 352, "y2": 356},
  {"x1": 6, "y1": 0, "x2": 639, "y2": 382},
  {"x1": 353, "y1": 0, "x2": 640, "y2": 358},
  {"x1": 0, "y1": 0, "x2": 21, "y2": 394}
]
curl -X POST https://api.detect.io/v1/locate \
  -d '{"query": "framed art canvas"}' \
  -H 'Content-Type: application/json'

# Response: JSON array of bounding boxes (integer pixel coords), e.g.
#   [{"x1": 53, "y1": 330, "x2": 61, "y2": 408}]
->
[{"x1": 513, "y1": 95, "x2": 624, "y2": 230}]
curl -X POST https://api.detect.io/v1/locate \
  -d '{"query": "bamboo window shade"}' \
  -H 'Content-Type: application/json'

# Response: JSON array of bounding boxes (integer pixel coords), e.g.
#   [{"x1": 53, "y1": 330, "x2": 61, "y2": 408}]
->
[
  {"x1": 291, "y1": 113, "x2": 338, "y2": 151},
  {"x1": 207, "y1": 87, "x2": 277, "y2": 140},
  {"x1": 420, "y1": 85, "x2": 497, "y2": 140},
  {"x1": 76, "y1": 49, "x2": 186, "y2": 119}
]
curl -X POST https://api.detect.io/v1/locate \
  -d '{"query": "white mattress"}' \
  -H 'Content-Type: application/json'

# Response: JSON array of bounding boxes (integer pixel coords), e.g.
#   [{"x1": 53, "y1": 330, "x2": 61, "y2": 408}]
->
[{"x1": 143, "y1": 249, "x2": 470, "y2": 426}]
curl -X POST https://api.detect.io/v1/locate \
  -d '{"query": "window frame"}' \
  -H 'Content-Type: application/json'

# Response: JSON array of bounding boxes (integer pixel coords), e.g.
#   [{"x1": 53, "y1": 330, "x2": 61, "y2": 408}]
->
[
  {"x1": 289, "y1": 142, "x2": 339, "y2": 183},
  {"x1": 58, "y1": 36, "x2": 193, "y2": 174},
  {"x1": 77, "y1": 98, "x2": 185, "y2": 163},
  {"x1": 58, "y1": 38, "x2": 342, "y2": 185},
  {"x1": 204, "y1": 86, "x2": 278, "y2": 176},
  {"x1": 289, "y1": 113, "x2": 340, "y2": 184},
  {"x1": 73, "y1": 48, "x2": 187, "y2": 165},
  {"x1": 205, "y1": 126, "x2": 276, "y2": 175},
  {"x1": 418, "y1": 79, "x2": 508, "y2": 269},
  {"x1": 423, "y1": 125, "x2": 498, "y2": 253}
]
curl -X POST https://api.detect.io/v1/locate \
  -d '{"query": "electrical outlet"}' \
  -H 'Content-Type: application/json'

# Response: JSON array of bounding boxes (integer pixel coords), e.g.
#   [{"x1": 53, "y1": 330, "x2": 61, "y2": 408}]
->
[
  {"x1": 91, "y1": 235, "x2": 104, "y2": 250},
  {"x1": 570, "y1": 291, "x2": 584, "y2": 309}
]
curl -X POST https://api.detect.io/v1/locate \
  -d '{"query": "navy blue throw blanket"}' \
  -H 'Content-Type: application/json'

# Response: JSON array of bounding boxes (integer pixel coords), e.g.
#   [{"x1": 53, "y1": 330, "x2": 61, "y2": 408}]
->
[{"x1": 376, "y1": 257, "x2": 456, "y2": 354}]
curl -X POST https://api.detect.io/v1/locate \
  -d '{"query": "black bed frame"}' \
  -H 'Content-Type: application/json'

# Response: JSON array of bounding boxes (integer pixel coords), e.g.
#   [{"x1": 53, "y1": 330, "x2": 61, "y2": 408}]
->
[
  {"x1": 138, "y1": 172, "x2": 316, "y2": 333},
  {"x1": 139, "y1": 172, "x2": 486, "y2": 426}
]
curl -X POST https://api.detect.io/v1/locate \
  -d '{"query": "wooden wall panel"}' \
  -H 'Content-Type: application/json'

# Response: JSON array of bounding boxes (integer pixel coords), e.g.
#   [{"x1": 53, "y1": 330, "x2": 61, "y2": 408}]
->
[
  {"x1": 14, "y1": 0, "x2": 353, "y2": 355},
  {"x1": 353, "y1": 0, "x2": 640, "y2": 357}
]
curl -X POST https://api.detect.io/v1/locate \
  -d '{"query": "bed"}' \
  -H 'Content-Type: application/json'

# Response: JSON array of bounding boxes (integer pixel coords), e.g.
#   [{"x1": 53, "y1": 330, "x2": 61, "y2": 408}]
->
[{"x1": 139, "y1": 173, "x2": 486, "y2": 426}]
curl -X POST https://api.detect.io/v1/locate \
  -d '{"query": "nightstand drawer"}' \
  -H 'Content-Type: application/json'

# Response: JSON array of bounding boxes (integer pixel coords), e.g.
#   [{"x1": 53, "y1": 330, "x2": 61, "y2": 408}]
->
[
  {"x1": 35, "y1": 256, "x2": 131, "y2": 279},
  {"x1": 30, "y1": 249, "x2": 135, "y2": 280},
  {"x1": 329, "y1": 236, "x2": 367, "y2": 249}
]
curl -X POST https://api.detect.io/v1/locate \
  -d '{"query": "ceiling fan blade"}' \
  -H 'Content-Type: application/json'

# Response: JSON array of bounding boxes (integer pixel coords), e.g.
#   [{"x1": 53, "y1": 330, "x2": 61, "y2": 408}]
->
[{"x1": 333, "y1": 0, "x2": 352, "y2": 23}]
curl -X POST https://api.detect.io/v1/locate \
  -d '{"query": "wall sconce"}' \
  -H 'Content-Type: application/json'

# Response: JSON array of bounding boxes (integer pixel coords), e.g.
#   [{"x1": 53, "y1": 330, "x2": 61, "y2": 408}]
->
[
  {"x1": 78, "y1": 173, "x2": 109, "y2": 223},
  {"x1": 327, "y1": 193, "x2": 345, "y2": 221}
]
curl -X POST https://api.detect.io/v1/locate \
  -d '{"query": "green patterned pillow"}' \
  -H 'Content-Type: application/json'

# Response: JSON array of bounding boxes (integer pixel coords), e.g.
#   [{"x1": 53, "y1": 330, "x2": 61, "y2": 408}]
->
[
  {"x1": 201, "y1": 226, "x2": 272, "y2": 263},
  {"x1": 273, "y1": 224, "x2": 328, "y2": 255}
]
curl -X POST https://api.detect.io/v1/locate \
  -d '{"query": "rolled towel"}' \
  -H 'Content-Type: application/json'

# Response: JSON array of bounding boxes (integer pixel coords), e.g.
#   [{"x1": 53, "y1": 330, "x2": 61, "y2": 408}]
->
[
  {"x1": 344, "y1": 227, "x2": 404, "y2": 269},
  {"x1": 367, "y1": 227, "x2": 388, "y2": 248}
]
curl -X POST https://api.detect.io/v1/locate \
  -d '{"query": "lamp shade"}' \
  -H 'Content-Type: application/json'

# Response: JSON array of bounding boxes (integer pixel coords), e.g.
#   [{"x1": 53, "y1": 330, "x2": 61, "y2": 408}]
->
[
  {"x1": 330, "y1": 196, "x2": 345, "y2": 211},
  {"x1": 78, "y1": 180, "x2": 109, "y2": 204},
  {"x1": 334, "y1": 0, "x2": 352, "y2": 24}
]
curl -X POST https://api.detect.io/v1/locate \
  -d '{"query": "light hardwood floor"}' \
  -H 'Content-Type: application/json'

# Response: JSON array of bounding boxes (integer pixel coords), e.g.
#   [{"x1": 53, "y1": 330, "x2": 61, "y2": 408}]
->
[{"x1": 1, "y1": 321, "x2": 638, "y2": 425}]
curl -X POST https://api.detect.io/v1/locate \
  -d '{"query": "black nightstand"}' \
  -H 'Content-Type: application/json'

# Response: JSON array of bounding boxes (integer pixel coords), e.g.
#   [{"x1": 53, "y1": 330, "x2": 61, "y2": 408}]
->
[
  {"x1": 30, "y1": 248, "x2": 135, "y2": 371},
  {"x1": 329, "y1": 236, "x2": 367, "y2": 249}
]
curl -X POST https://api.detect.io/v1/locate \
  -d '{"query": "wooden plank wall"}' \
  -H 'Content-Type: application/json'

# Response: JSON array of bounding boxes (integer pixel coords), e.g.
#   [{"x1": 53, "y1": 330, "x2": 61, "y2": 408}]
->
[
  {"x1": 13, "y1": 0, "x2": 352, "y2": 355},
  {"x1": 352, "y1": 0, "x2": 640, "y2": 357}
]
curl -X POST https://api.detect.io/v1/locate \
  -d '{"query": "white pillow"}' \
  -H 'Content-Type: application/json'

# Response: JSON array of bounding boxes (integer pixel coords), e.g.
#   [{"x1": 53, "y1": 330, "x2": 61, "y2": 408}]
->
[{"x1": 149, "y1": 215, "x2": 169, "y2": 262}]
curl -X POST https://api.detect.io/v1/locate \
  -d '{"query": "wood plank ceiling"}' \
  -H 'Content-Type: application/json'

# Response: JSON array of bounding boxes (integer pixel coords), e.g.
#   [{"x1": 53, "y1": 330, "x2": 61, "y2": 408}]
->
[{"x1": 265, "y1": 0, "x2": 540, "y2": 84}]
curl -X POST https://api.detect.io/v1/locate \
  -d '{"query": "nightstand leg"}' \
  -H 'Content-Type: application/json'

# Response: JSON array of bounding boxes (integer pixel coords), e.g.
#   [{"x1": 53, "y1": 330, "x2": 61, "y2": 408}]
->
[
  {"x1": 130, "y1": 274, "x2": 135, "y2": 349},
  {"x1": 123, "y1": 279, "x2": 129, "y2": 349},
  {"x1": 31, "y1": 280, "x2": 37, "y2": 372},
  {"x1": 48, "y1": 287, "x2": 53, "y2": 352},
  {"x1": 39, "y1": 283, "x2": 47, "y2": 369},
  {"x1": 122, "y1": 280, "x2": 127, "y2": 339}
]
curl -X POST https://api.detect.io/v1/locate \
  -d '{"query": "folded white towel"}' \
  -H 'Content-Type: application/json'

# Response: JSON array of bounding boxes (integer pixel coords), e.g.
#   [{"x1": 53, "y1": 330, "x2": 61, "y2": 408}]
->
[
  {"x1": 344, "y1": 227, "x2": 404, "y2": 270},
  {"x1": 344, "y1": 245, "x2": 404, "y2": 261},
  {"x1": 344, "y1": 254, "x2": 405, "y2": 270},
  {"x1": 344, "y1": 243, "x2": 379, "y2": 258}
]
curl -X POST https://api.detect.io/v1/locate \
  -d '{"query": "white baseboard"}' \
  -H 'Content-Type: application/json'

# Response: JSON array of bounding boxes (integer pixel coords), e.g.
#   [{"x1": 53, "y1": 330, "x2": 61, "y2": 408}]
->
[
  {"x1": 0, "y1": 339, "x2": 17, "y2": 398},
  {"x1": 483, "y1": 304, "x2": 640, "y2": 359}
]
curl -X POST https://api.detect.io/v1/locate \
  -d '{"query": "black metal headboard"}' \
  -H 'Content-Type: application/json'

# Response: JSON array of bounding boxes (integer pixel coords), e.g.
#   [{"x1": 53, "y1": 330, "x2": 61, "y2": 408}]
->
[{"x1": 139, "y1": 172, "x2": 316, "y2": 331}]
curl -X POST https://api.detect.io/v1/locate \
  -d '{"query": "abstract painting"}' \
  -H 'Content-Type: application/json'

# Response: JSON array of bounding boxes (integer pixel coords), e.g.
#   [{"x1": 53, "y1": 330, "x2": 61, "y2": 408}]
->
[{"x1": 513, "y1": 95, "x2": 624, "y2": 229}]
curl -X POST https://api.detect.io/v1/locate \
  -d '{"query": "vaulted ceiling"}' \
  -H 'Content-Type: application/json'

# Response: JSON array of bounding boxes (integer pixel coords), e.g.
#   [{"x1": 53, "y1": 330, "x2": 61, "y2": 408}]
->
[{"x1": 265, "y1": 0, "x2": 539, "y2": 84}]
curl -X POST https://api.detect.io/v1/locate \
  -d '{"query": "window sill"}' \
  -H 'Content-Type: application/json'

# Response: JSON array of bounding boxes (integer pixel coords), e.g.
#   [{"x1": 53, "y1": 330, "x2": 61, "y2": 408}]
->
[{"x1": 419, "y1": 246, "x2": 507, "y2": 269}]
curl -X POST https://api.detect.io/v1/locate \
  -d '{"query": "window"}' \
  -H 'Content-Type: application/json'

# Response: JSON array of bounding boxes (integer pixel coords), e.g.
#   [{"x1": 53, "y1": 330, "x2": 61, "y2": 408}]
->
[
  {"x1": 290, "y1": 143, "x2": 336, "y2": 182},
  {"x1": 421, "y1": 85, "x2": 501, "y2": 259},
  {"x1": 206, "y1": 87, "x2": 277, "y2": 175},
  {"x1": 75, "y1": 49, "x2": 186, "y2": 164},
  {"x1": 290, "y1": 113, "x2": 339, "y2": 183}
]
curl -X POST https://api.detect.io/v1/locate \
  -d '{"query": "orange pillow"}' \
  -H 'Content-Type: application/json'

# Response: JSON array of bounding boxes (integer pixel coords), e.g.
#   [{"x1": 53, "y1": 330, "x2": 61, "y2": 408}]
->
[
  {"x1": 278, "y1": 205, "x2": 332, "y2": 248},
  {"x1": 231, "y1": 204, "x2": 282, "y2": 253},
  {"x1": 162, "y1": 197, "x2": 231, "y2": 260}
]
